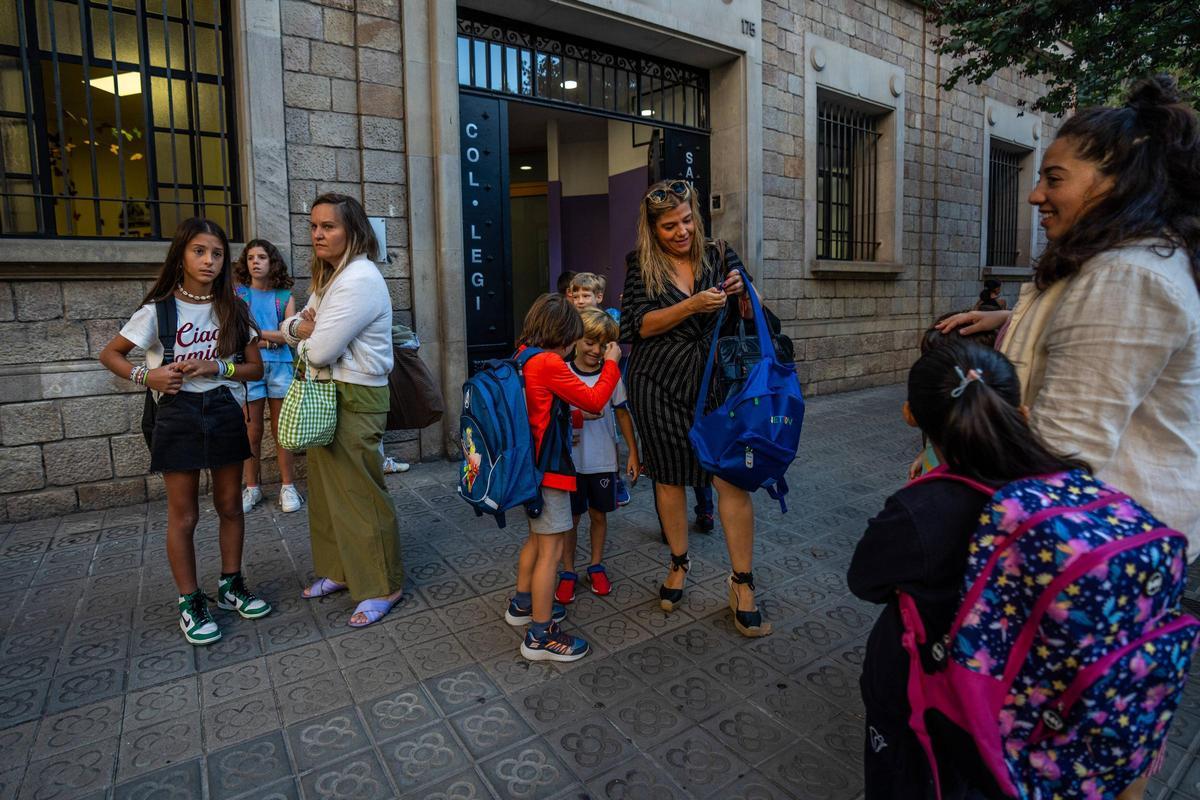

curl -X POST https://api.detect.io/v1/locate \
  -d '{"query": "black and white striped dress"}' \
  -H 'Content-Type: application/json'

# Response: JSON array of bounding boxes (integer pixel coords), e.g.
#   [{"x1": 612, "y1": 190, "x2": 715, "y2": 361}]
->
[{"x1": 620, "y1": 240, "x2": 745, "y2": 486}]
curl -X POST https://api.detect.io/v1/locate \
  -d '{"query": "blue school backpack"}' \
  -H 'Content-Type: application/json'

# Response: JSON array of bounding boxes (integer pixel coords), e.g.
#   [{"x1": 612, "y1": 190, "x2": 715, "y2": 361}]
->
[
  {"x1": 689, "y1": 267, "x2": 804, "y2": 512},
  {"x1": 899, "y1": 468, "x2": 1199, "y2": 800},
  {"x1": 457, "y1": 347, "x2": 545, "y2": 528}
]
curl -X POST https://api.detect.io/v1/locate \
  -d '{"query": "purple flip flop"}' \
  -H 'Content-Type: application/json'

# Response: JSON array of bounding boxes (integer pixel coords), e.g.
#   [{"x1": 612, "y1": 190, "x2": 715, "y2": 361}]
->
[
  {"x1": 302, "y1": 577, "x2": 346, "y2": 598},
  {"x1": 348, "y1": 595, "x2": 403, "y2": 628}
]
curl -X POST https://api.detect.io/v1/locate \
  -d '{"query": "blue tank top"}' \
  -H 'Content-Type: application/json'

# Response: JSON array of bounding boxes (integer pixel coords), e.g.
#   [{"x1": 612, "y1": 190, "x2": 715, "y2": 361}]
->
[{"x1": 238, "y1": 286, "x2": 293, "y2": 363}]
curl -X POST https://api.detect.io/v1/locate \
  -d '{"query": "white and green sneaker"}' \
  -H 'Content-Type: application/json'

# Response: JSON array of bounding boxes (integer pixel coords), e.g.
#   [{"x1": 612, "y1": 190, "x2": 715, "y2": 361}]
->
[
  {"x1": 215, "y1": 573, "x2": 272, "y2": 620},
  {"x1": 179, "y1": 591, "x2": 221, "y2": 646}
]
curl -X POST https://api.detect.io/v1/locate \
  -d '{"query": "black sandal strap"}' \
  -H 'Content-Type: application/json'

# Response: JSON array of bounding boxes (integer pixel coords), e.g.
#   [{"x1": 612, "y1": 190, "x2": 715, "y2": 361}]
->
[
  {"x1": 731, "y1": 571, "x2": 755, "y2": 590},
  {"x1": 669, "y1": 552, "x2": 690, "y2": 572}
]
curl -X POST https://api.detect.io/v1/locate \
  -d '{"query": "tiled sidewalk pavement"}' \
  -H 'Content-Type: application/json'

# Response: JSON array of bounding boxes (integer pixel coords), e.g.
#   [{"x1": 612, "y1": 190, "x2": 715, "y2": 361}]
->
[{"x1": 2, "y1": 384, "x2": 1200, "y2": 800}]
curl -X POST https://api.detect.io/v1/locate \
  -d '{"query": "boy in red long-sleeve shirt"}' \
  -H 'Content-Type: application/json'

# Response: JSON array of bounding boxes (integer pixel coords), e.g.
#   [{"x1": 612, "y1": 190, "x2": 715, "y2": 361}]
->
[{"x1": 503, "y1": 294, "x2": 621, "y2": 662}]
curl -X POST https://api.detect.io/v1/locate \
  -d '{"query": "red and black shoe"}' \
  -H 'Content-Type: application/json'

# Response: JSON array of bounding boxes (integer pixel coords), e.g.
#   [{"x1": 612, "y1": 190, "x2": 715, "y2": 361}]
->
[
  {"x1": 554, "y1": 571, "x2": 578, "y2": 604},
  {"x1": 586, "y1": 564, "x2": 611, "y2": 596}
]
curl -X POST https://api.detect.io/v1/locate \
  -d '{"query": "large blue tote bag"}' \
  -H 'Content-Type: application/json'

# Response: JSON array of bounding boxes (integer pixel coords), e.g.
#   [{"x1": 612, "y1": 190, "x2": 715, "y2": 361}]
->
[{"x1": 688, "y1": 268, "x2": 804, "y2": 511}]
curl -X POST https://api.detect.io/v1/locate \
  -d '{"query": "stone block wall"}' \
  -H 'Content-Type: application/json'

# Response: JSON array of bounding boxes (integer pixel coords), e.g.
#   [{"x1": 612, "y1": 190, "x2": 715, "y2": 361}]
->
[
  {"x1": 278, "y1": 0, "x2": 417, "y2": 456},
  {"x1": 761, "y1": 0, "x2": 1054, "y2": 395}
]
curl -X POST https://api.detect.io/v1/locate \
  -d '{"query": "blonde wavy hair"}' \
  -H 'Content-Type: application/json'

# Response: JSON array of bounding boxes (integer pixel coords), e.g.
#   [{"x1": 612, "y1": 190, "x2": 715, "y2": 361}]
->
[
  {"x1": 635, "y1": 180, "x2": 710, "y2": 299},
  {"x1": 309, "y1": 193, "x2": 379, "y2": 296}
]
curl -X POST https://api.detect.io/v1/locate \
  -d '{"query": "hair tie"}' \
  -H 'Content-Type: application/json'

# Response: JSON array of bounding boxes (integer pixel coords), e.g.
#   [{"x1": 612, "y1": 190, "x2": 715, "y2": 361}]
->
[{"x1": 950, "y1": 366, "x2": 985, "y2": 398}]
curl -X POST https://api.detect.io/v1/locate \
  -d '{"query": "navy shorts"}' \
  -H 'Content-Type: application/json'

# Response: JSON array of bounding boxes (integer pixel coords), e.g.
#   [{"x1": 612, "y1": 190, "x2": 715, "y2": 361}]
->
[{"x1": 571, "y1": 472, "x2": 618, "y2": 516}]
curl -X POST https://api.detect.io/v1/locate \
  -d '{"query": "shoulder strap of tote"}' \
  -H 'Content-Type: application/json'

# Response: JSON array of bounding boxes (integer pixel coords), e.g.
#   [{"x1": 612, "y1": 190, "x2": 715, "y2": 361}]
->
[
  {"x1": 694, "y1": 266, "x2": 774, "y2": 421},
  {"x1": 154, "y1": 298, "x2": 177, "y2": 364}
]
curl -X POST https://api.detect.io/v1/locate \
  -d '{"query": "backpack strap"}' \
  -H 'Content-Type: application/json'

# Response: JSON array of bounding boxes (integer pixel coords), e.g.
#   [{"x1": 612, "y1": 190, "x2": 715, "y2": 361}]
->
[
  {"x1": 908, "y1": 465, "x2": 995, "y2": 496},
  {"x1": 274, "y1": 289, "x2": 290, "y2": 323},
  {"x1": 154, "y1": 298, "x2": 177, "y2": 364},
  {"x1": 694, "y1": 266, "x2": 773, "y2": 422}
]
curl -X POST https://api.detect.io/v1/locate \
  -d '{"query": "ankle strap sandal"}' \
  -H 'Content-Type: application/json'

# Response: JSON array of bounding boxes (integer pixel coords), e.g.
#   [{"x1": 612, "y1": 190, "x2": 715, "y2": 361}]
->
[
  {"x1": 659, "y1": 551, "x2": 690, "y2": 612},
  {"x1": 728, "y1": 571, "x2": 772, "y2": 638}
]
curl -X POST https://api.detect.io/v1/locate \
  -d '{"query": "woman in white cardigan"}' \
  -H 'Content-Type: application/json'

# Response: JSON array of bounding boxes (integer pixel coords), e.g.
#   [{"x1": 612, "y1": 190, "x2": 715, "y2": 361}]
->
[
  {"x1": 941, "y1": 75, "x2": 1200, "y2": 560},
  {"x1": 282, "y1": 193, "x2": 404, "y2": 627}
]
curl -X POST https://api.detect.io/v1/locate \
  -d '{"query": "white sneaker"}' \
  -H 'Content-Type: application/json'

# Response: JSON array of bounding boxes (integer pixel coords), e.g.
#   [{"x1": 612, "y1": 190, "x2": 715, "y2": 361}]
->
[
  {"x1": 242, "y1": 486, "x2": 263, "y2": 514},
  {"x1": 382, "y1": 457, "x2": 410, "y2": 474},
  {"x1": 279, "y1": 485, "x2": 304, "y2": 513}
]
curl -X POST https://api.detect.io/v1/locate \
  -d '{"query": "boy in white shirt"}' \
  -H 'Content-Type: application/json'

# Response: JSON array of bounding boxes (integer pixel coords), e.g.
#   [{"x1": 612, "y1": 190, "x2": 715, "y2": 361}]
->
[{"x1": 555, "y1": 308, "x2": 640, "y2": 602}]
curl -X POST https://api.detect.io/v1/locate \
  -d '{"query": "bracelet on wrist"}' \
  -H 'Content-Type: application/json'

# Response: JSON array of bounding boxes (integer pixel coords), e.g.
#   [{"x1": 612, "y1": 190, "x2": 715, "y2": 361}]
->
[{"x1": 224, "y1": 360, "x2": 236, "y2": 378}]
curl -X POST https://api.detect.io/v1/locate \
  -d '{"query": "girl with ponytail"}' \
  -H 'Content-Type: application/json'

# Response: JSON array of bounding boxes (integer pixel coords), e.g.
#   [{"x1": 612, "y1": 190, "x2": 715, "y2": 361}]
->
[
  {"x1": 849, "y1": 340, "x2": 1088, "y2": 800},
  {"x1": 939, "y1": 74, "x2": 1200, "y2": 559}
]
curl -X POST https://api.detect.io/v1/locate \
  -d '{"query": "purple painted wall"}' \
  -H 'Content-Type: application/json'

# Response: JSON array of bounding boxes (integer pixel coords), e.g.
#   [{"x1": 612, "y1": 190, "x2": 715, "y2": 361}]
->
[
  {"x1": 561, "y1": 194, "x2": 610, "y2": 281},
  {"x1": 607, "y1": 165, "x2": 649, "y2": 307},
  {"x1": 547, "y1": 180, "x2": 564, "y2": 291}
]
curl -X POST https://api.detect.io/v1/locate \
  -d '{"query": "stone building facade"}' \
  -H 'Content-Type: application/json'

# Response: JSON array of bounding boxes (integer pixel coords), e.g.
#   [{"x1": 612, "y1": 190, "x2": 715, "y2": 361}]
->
[{"x1": 0, "y1": 0, "x2": 1053, "y2": 521}]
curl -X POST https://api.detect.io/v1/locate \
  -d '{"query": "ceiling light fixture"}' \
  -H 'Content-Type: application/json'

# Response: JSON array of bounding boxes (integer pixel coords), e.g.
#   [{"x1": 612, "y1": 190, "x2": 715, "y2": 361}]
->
[
  {"x1": 640, "y1": 109, "x2": 654, "y2": 117},
  {"x1": 519, "y1": 165, "x2": 532, "y2": 171},
  {"x1": 561, "y1": 80, "x2": 578, "y2": 90},
  {"x1": 89, "y1": 71, "x2": 142, "y2": 96}
]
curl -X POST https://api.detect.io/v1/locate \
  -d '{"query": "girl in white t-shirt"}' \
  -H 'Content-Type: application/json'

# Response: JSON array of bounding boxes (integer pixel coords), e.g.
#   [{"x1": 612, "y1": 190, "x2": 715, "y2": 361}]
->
[{"x1": 99, "y1": 218, "x2": 273, "y2": 647}]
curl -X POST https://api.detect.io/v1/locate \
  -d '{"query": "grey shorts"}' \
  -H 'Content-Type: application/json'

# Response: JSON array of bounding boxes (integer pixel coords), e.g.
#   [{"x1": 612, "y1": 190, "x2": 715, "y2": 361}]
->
[{"x1": 528, "y1": 487, "x2": 573, "y2": 534}]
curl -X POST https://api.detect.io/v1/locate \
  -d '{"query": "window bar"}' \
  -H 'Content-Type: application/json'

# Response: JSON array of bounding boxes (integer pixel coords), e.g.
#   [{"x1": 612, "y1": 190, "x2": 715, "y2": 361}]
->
[
  {"x1": 185, "y1": 0, "x2": 203, "y2": 221},
  {"x1": 103, "y1": 0, "x2": 129, "y2": 236},
  {"x1": 840, "y1": 105, "x2": 849, "y2": 260},
  {"x1": 76, "y1": 0, "x2": 105, "y2": 233},
  {"x1": 213, "y1": 0, "x2": 231, "y2": 234},
  {"x1": 160, "y1": 0, "x2": 182, "y2": 235},
  {"x1": 135, "y1": 0, "x2": 161, "y2": 238},
  {"x1": 43, "y1": 1, "x2": 76, "y2": 234}
]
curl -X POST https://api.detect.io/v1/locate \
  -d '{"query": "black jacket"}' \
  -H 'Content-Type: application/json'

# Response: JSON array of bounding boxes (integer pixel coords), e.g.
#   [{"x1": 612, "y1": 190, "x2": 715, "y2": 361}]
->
[{"x1": 848, "y1": 479, "x2": 990, "y2": 722}]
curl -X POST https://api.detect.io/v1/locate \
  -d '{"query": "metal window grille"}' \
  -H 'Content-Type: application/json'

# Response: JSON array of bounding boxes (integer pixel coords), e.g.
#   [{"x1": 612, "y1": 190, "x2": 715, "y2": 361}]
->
[
  {"x1": 816, "y1": 98, "x2": 881, "y2": 262},
  {"x1": 457, "y1": 10, "x2": 709, "y2": 132},
  {"x1": 987, "y1": 145, "x2": 1024, "y2": 266},
  {"x1": 0, "y1": 0, "x2": 241, "y2": 239}
]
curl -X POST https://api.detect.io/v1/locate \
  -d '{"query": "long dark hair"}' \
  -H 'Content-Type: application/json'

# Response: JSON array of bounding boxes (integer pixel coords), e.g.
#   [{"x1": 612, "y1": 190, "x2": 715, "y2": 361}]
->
[
  {"x1": 908, "y1": 340, "x2": 1089, "y2": 484},
  {"x1": 234, "y1": 238, "x2": 293, "y2": 289},
  {"x1": 518, "y1": 293, "x2": 583, "y2": 350},
  {"x1": 310, "y1": 193, "x2": 379, "y2": 295},
  {"x1": 1036, "y1": 74, "x2": 1200, "y2": 291},
  {"x1": 140, "y1": 217, "x2": 254, "y2": 359}
]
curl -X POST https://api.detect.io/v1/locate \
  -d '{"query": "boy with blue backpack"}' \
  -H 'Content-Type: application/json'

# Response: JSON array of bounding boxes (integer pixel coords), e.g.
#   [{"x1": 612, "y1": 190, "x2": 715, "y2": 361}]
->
[
  {"x1": 475, "y1": 294, "x2": 620, "y2": 662},
  {"x1": 850, "y1": 339, "x2": 1196, "y2": 800}
]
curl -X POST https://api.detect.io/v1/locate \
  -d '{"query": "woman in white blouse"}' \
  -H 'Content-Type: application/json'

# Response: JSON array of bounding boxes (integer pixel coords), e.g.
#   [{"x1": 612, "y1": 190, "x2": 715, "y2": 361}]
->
[{"x1": 941, "y1": 75, "x2": 1200, "y2": 560}]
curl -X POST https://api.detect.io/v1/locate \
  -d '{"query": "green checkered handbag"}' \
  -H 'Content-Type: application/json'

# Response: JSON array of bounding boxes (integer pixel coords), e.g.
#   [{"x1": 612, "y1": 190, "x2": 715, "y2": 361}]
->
[{"x1": 277, "y1": 353, "x2": 337, "y2": 450}]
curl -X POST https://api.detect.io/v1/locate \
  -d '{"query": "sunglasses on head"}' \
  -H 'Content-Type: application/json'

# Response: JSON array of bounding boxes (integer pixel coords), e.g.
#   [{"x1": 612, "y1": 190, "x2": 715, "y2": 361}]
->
[{"x1": 646, "y1": 180, "x2": 692, "y2": 205}]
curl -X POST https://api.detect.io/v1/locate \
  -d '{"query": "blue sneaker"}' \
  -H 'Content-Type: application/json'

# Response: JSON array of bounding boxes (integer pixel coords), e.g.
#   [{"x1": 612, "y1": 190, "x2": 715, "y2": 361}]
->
[
  {"x1": 520, "y1": 621, "x2": 590, "y2": 662},
  {"x1": 615, "y1": 477, "x2": 631, "y2": 507},
  {"x1": 504, "y1": 598, "x2": 567, "y2": 626}
]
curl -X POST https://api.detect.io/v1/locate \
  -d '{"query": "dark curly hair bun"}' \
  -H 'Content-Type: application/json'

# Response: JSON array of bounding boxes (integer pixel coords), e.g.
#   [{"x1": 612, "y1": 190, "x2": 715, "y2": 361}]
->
[{"x1": 1125, "y1": 74, "x2": 1184, "y2": 112}]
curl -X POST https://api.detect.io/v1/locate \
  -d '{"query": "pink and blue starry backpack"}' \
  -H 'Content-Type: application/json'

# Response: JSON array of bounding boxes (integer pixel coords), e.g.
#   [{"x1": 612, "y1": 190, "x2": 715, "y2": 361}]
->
[{"x1": 900, "y1": 467, "x2": 1199, "y2": 800}]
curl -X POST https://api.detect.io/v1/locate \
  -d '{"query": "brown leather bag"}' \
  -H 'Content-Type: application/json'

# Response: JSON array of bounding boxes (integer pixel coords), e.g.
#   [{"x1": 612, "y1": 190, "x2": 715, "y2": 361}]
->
[{"x1": 385, "y1": 346, "x2": 444, "y2": 430}]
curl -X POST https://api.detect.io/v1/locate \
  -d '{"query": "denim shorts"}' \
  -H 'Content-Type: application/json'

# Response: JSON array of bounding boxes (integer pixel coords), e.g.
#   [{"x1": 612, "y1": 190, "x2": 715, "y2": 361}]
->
[
  {"x1": 148, "y1": 386, "x2": 251, "y2": 473},
  {"x1": 246, "y1": 360, "x2": 294, "y2": 402}
]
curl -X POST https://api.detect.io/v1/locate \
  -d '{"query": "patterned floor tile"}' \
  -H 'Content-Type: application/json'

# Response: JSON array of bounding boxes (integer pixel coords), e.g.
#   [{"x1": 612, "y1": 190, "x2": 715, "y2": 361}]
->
[
  {"x1": 478, "y1": 740, "x2": 576, "y2": 800},
  {"x1": 648, "y1": 727, "x2": 750, "y2": 799},
  {"x1": 761, "y1": 737, "x2": 863, "y2": 800},
  {"x1": 565, "y1": 657, "x2": 642, "y2": 709},
  {"x1": 116, "y1": 712, "x2": 204, "y2": 781},
  {"x1": 701, "y1": 705, "x2": 792, "y2": 767},
  {"x1": 424, "y1": 666, "x2": 501, "y2": 716},
  {"x1": 200, "y1": 658, "x2": 272, "y2": 707},
  {"x1": 276, "y1": 669, "x2": 354, "y2": 725},
  {"x1": 113, "y1": 759, "x2": 203, "y2": 800},
  {"x1": 15, "y1": 737, "x2": 117, "y2": 800},
  {"x1": 413, "y1": 769, "x2": 497, "y2": 800},
  {"x1": 206, "y1": 731, "x2": 293, "y2": 800},
  {"x1": 545, "y1": 715, "x2": 632, "y2": 781},
  {"x1": 359, "y1": 684, "x2": 440, "y2": 744},
  {"x1": 202, "y1": 689, "x2": 282, "y2": 749},
  {"x1": 30, "y1": 697, "x2": 124, "y2": 762},
  {"x1": 448, "y1": 698, "x2": 535, "y2": 759},
  {"x1": 657, "y1": 667, "x2": 736, "y2": 722},
  {"x1": 285, "y1": 707, "x2": 372, "y2": 772},
  {"x1": 378, "y1": 720, "x2": 470, "y2": 794},
  {"x1": 343, "y1": 653, "x2": 417, "y2": 702},
  {"x1": 509, "y1": 679, "x2": 592, "y2": 733},
  {"x1": 603, "y1": 690, "x2": 692, "y2": 748}
]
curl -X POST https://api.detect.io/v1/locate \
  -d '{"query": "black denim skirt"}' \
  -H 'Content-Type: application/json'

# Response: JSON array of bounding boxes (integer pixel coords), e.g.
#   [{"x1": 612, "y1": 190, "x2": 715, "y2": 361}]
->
[{"x1": 148, "y1": 386, "x2": 251, "y2": 473}]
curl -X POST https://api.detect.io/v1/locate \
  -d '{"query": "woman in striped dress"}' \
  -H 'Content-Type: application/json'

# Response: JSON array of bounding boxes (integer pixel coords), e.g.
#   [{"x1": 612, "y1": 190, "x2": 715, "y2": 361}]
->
[{"x1": 620, "y1": 179, "x2": 771, "y2": 637}]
